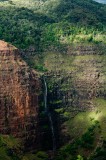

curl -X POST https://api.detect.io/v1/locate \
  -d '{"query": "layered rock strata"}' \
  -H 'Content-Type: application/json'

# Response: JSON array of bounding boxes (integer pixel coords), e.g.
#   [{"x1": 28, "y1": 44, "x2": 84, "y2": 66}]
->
[
  {"x1": 0, "y1": 40, "x2": 39, "y2": 148},
  {"x1": 41, "y1": 45, "x2": 106, "y2": 146}
]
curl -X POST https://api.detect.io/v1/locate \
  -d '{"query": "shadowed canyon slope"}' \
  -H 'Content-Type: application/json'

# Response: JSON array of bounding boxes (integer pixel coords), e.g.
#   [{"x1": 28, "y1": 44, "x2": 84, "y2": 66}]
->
[
  {"x1": 0, "y1": 40, "x2": 40, "y2": 148},
  {"x1": 35, "y1": 44, "x2": 106, "y2": 151}
]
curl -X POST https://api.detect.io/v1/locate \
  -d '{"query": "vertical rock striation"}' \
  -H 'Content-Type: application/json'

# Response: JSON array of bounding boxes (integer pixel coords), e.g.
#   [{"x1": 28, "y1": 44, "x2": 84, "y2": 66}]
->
[
  {"x1": 0, "y1": 40, "x2": 39, "y2": 148},
  {"x1": 41, "y1": 45, "x2": 106, "y2": 146}
]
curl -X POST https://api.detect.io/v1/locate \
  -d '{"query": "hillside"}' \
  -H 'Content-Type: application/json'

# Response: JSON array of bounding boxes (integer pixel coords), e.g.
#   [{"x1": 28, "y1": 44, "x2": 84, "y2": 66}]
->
[{"x1": 0, "y1": 0, "x2": 106, "y2": 49}]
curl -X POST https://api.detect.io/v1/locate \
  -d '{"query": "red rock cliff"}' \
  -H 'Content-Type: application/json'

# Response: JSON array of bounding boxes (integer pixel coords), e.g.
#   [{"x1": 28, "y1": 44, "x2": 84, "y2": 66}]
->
[{"x1": 0, "y1": 40, "x2": 39, "y2": 147}]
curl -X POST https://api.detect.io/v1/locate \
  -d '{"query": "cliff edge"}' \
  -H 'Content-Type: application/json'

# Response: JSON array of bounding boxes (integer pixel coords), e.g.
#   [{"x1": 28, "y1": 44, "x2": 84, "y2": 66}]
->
[{"x1": 0, "y1": 40, "x2": 39, "y2": 149}]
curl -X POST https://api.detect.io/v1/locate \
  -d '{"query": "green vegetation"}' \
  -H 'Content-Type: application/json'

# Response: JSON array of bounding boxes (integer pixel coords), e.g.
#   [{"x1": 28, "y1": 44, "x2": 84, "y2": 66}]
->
[
  {"x1": 0, "y1": 135, "x2": 21, "y2": 160},
  {"x1": 55, "y1": 121, "x2": 101, "y2": 160},
  {"x1": 0, "y1": 0, "x2": 106, "y2": 50},
  {"x1": 0, "y1": 135, "x2": 48, "y2": 160},
  {"x1": 77, "y1": 155, "x2": 84, "y2": 160},
  {"x1": 0, "y1": 6, "x2": 53, "y2": 49},
  {"x1": 51, "y1": 98, "x2": 106, "y2": 160}
]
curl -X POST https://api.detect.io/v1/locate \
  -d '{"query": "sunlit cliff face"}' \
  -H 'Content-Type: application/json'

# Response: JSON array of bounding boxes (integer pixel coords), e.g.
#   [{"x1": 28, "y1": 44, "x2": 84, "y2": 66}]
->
[{"x1": 0, "y1": 40, "x2": 39, "y2": 145}]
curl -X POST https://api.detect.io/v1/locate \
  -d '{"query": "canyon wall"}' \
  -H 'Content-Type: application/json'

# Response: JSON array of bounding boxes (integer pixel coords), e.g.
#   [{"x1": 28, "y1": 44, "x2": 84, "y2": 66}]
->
[
  {"x1": 1, "y1": 40, "x2": 106, "y2": 152},
  {"x1": 0, "y1": 40, "x2": 40, "y2": 149},
  {"x1": 39, "y1": 44, "x2": 106, "y2": 147}
]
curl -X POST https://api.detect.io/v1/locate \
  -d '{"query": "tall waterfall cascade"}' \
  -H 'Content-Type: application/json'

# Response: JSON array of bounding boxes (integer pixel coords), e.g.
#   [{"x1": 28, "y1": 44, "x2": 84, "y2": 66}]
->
[{"x1": 43, "y1": 76, "x2": 56, "y2": 151}]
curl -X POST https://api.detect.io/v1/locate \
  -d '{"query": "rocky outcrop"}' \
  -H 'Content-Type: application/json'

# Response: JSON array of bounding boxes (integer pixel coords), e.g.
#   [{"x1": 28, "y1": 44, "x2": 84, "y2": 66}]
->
[{"x1": 0, "y1": 40, "x2": 40, "y2": 149}]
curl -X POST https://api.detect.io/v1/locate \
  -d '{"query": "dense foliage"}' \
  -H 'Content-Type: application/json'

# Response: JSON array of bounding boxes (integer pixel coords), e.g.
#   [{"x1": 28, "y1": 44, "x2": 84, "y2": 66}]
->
[
  {"x1": 0, "y1": 135, "x2": 48, "y2": 160},
  {"x1": 0, "y1": 0, "x2": 106, "y2": 50},
  {"x1": 0, "y1": 6, "x2": 54, "y2": 49}
]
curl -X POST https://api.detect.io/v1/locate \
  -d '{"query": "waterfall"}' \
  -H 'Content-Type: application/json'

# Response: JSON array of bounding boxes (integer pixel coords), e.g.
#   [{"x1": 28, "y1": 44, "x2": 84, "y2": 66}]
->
[
  {"x1": 44, "y1": 77, "x2": 47, "y2": 112},
  {"x1": 43, "y1": 76, "x2": 56, "y2": 152}
]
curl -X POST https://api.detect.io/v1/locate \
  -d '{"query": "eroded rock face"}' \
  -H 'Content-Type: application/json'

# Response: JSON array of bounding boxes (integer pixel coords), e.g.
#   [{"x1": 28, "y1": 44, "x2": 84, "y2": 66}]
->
[
  {"x1": 0, "y1": 40, "x2": 39, "y2": 148},
  {"x1": 39, "y1": 45, "x2": 106, "y2": 147}
]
